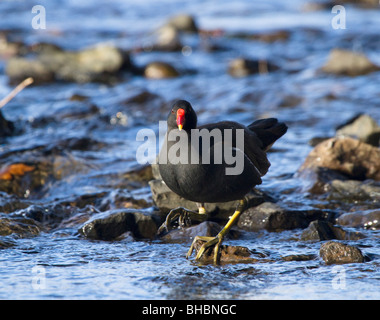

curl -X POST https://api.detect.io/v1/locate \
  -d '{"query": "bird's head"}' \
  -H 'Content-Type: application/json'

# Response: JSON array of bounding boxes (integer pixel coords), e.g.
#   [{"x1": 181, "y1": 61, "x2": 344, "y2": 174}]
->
[{"x1": 168, "y1": 100, "x2": 197, "y2": 131}]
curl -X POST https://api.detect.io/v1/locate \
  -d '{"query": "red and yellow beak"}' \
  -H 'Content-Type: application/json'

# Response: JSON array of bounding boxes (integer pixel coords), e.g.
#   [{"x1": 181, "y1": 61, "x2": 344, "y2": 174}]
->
[{"x1": 176, "y1": 108, "x2": 185, "y2": 131}]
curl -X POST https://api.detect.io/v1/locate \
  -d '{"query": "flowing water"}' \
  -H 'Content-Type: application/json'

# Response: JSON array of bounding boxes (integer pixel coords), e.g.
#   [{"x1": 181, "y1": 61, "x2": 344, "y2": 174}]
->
[{"x1": 0, "y1": 0, "x2": 380, "y2": 299}]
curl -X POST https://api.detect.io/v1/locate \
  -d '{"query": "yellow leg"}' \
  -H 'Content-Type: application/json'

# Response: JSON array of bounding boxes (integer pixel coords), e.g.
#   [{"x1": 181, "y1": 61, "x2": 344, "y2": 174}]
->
[{"x1": 186, "y1": 198, "x2": 246, "y2": 264}]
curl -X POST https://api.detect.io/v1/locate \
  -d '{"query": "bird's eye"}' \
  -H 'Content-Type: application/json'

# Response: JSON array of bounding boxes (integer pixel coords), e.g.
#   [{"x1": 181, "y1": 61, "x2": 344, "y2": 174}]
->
[{"x1": 171, "y1": 109, "x2": 175, "y2": 114}]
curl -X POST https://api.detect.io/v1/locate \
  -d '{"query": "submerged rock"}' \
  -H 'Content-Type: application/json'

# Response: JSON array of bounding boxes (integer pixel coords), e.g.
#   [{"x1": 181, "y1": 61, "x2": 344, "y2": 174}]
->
[
  {"x1": 299, "y1": 137, "x2": 380, "y2": 181},
  {"x1": 321, "y1": 49, "x2": 380, "y2": 76},
  {"x1": 79, "y1": 209, "x2": 158, "y2": 240},
  {"x1": 319, "y1": 241, "x2": 366, "y2": 264},
  {"x1": 237, "y1": 202, "x2": 334, "y2": 232}
]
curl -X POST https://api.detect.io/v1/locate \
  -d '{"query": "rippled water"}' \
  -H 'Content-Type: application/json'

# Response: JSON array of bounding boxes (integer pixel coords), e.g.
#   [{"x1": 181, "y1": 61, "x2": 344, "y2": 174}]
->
[{"x1": 1, "y1": 0, "x2": 380, "y2": 299}]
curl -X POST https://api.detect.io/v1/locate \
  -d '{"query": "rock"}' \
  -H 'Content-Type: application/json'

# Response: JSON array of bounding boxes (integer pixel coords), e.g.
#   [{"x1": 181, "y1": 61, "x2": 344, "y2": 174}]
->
[
  {"x1": 0, "y1": 236, "x2": 17, "y2": 249},
  {"x1": 331, "y1": 0, "x2": 379, "y2": 8},
  {"x1": 0, "y1": 33, "x2": 25, "y2": 58},
  {"x1": 161, "y1": 221, "x2": 240, "y2": 242},
  {"x1": 0, "y1": 216, "x2": 41, "y2": 237},
  {"x1": 250, "y1": 30, "x2": 290, "y2": 43},
  {"x1": 151, "y1": 25, "x2": 183, "y2": 52},
  {"x1": 0, "y1": 162, "x2": 47, "y2": 198},
  {"x1": 296, "y1": 166, "x2": 349, "y2": 194},
  {"x1": 301, "y1": 220, "x2": 365, "y2": 241},
  {"x1": 79, "y1": 209, "x2": 158, "y2": 240},
  {"x1": 237, "y1": 202, "x2": 335, "y2": 232},
  {"x1": 192, "y1": 239, "x2": 260, "y2": 264},
  {"x1": 162, "y1": 221, "x2": 222, "y2": 242},
  {"x1": 144, "y1": 61, "x2": 180, "y2": 79},
  {"x1": 6, "y1": 44, "x2": 131, "y2": 84},
  {"x1": 336, "y1": 209, "x2": 380, "y2": 230},
  {"x1": 149, "y1": 178, "x2": 270, "y2": 222},
  {"x1": 299, "y1": 137, "x2": 380, "y2": 181},
  {"x1": 19, "y1": 204, "x2": 71, "y2": 228},
  {"x1": 336, "y1": 114, "x2": 380, "y2": 147},
  {"x1": 228, "y1": 58, "x2": 279, "y2": 77},
  {"x1": 327, "y1": 179, "x2": 380, "y2": 203},
  {"x1": 281, "y1": 254, "x2": 316, "y2": 262},
  {"x1": 321, "y1": 49, "x2": 380, "y2": 76},
  {"x1": 278, "y1": 94, "x2": 303, "y2": 108},
  {"x1": 6, "y1": 58, "x2": 54, "y2": 84},
  {"x1": 163, "y1": 14, "x2": 198, "y2": 33},
  {"x1": 0, "y1": 110, "x2": 15, "y2": 138},
  {"x1": 53, "y1": 45, "x2": 131, "y2": 83},
  {"x1": 319, "y1": 241, "x2": 366, "y2": 264}
]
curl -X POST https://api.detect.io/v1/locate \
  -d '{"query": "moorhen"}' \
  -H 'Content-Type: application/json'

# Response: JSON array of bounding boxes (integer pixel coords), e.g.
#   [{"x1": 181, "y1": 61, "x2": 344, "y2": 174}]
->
[{"x1": 158, "y1": 100, "x2": 287, "y2": 264}]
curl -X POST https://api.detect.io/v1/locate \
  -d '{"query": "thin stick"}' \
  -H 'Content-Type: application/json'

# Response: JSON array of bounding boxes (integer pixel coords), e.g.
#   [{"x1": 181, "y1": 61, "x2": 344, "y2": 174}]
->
[{"x1": 0, "y1": 77, "x2": 34, "y2": 109}]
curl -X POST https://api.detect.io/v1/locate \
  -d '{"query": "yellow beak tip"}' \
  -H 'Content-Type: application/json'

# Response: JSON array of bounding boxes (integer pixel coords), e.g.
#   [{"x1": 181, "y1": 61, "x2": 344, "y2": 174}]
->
[{"x1": 178, "y1": 125, "x2": 183, "y2": 131}]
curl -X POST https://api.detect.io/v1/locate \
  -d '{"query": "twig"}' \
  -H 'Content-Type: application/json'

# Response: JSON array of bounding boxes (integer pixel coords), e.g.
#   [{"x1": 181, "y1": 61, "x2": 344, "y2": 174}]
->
[{"x1": 0, "y1": 77, "x2": 34, "y2": 109}]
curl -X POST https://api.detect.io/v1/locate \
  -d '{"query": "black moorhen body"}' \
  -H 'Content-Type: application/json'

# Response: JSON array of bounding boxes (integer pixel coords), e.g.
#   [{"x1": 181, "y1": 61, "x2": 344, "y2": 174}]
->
[{"x1": 158, "y1": 100, "x2": 287, "y2": 263}]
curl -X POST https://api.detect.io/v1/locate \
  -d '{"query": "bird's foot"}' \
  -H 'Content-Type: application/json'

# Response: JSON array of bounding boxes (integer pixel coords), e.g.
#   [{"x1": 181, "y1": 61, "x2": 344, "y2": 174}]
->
[
  {"x1": 157, "y1": 207, "x2": 207, "y2": 236},
  {"x1": 186, "y1": 234, "x2": 224, "y2": 265}
]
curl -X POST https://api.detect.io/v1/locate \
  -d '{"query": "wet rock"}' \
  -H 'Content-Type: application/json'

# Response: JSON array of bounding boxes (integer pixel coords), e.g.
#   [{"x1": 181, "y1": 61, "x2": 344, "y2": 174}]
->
[
  {"x1": 296, "y1": 166, "x2": 348, "y2": 194},
  {"x1": 299, "y1": 137, "x2": 380, "y2": 181},
  {"x1": 162, "y1": 221, "x2": 222, "y2": 242},
  {"x1": 319, "y1": 241, "x2": 366, "y2": 265},
  {"x1": 336, "y1": 114, "x2": 380, "y2": 147},
  {"x1": 301, "y1": 220, "x2": 365, "y2": 241},
  {"x1": 228, "y1": 58, "x2": 279, "y2": 77},
  {"x1": 79, "y1": 208, "x2": 158, "y2": 240},
  {"x1": 0, "y1": 162, "x2": 47, "y2": 198},
  {"x1": 192, "y1": 239, "x2": 260, "y2": 264},
  {"x1": 0, "y1": 216, "x2": 41, "y2": 237},
  {"x1": 6, "y1": 45, "x2": 131, "y2": 84},
  {"x1": 0, "y1": 191, "x2": 30, "y2": 213},
  {"x1": 321, "y1": 49, "x2": 380, "y2": 76},
  {"x1": 161, "y1": 221, "x2": 240, "y2": 242},
  {"x1": 281, "y1": 254, "x2": 317, "y2": 262},
  {"x1": 336, "y1": 209, "x2": 380, "y2": 230},
  {"x1": 327, "y1": 179, "x2": 380, "y2": 202},
  {"x1": 237, "y1": 202, "x2": 335, "y2": 232},
  {"x1": 144, "y1": 61, "x2": 180, "y2": 79},
  {"x1": 120, "y1": 91, "x2": 166, "y2": 123},
  {"x1": 0, "y1": 236, "x2": 17, "y2": 249},
  {"x1": 149, "y1": 178, "x2": 270, "y2": 222},
  {"x1": 0, "y1": 110, "x2": 15, "y2": 138}
]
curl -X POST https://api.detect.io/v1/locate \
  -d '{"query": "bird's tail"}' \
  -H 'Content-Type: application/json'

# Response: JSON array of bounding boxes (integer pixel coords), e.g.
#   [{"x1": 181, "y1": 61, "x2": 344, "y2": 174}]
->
[{"x1": 248, "y1": 118, "x2": 288, "y2": 151}]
